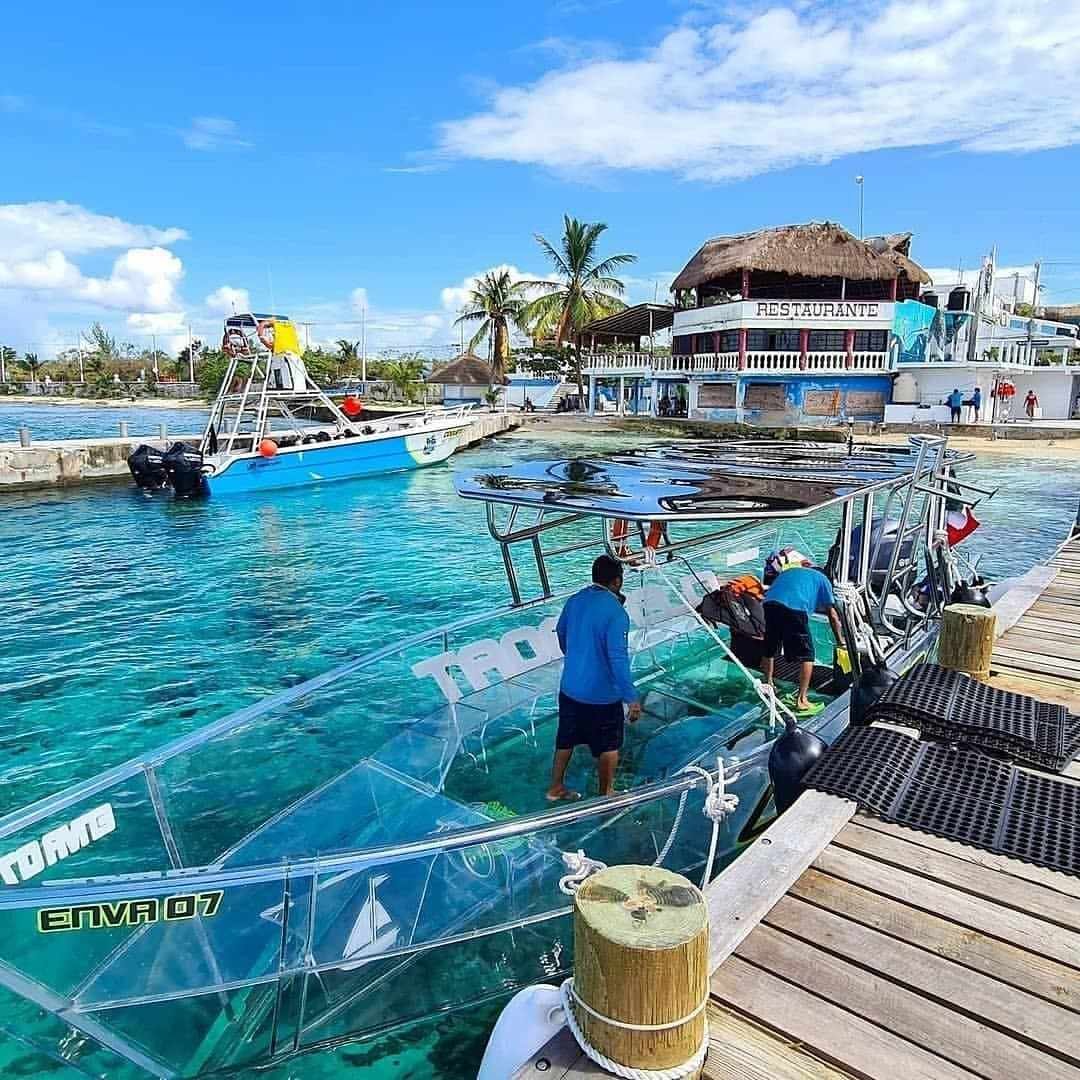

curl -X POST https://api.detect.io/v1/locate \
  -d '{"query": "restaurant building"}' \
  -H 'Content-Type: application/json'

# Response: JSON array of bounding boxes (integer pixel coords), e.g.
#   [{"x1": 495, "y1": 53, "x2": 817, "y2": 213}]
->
[{"x1": 579, "y1": 222, "x2": 930, "y2": 424}]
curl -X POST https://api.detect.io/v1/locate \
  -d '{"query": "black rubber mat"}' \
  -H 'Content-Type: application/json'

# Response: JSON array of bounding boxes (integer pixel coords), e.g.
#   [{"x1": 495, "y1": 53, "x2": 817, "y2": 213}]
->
[
  {"x1": 805, "y1": 726, "x2": 1080, "y2": 877},
  {"x1": 865, "y1": 663, "x2": 1078, "y2": 772}
]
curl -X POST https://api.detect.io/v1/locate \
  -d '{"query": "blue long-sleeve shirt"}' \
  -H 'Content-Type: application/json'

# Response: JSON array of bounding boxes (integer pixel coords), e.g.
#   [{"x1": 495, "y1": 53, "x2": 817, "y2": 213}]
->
[{"x1": 556, "y1": 585, "x2": 638, "y2": 705}]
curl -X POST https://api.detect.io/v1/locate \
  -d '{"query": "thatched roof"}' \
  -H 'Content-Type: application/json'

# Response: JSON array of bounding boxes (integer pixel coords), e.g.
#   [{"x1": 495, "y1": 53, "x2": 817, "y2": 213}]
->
[
  {"x1": 866, "y1": 232, "x2": 932, "y2": 285},
  {"x1": 671, "y1": 222, "x2": 931, "y2": 292},
  {"x1": 427, "y1": 353, "x2": 508, "y2": 385}
]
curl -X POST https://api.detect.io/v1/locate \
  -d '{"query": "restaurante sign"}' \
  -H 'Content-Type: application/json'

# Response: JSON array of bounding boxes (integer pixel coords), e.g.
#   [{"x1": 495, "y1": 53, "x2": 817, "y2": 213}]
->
[{"x1": 755, "y1": 301, "x2": 881, "y2": 319}]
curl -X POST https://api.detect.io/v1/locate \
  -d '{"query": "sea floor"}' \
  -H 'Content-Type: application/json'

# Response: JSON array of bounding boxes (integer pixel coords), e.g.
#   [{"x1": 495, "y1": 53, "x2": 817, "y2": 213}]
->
[{"x1": 2, "y1": 421, "x2": 1079, "y2": 1079}]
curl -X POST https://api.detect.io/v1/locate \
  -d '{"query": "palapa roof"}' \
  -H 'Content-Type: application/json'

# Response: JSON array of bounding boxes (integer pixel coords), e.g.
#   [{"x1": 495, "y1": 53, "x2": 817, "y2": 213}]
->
[
  {"x1": 426, "y1": 353, "x2": 509, "y2": 385},
  {"x1": 671, "y1": 222, "x2": 931, "y2": 292}
]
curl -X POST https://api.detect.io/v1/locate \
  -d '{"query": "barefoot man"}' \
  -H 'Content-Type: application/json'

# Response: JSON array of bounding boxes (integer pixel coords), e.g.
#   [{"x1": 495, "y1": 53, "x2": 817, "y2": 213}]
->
[{"x1": 547, "y1": 555, "x2": 641, "y2": 800}]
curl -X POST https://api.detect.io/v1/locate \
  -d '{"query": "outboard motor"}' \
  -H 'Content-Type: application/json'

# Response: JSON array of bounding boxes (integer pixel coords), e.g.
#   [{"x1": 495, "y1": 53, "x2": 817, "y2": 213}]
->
[
  {"x1": 768, "y1": 718, "x2": 828, "y2": 815},
  {"x1": 162, "y1": 442, "x2": 207, "y2": 499},
  {"x1": 127, "y1": 444, "x2": 168, "y2": 490},
  {"x1": 850, "y1": 662, "x2": 899, "y2": 726}
]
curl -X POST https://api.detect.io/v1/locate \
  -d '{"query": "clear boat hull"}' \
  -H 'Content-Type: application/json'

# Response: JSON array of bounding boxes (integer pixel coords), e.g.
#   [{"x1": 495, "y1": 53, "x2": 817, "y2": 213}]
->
[{"x1": 0, "y1": 521, "x2": 937, "y2": 1077}]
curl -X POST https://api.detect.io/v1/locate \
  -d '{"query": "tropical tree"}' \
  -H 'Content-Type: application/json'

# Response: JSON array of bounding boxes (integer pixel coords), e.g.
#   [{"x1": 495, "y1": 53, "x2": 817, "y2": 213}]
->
[
  {"x1": 521, "y1": 216, "x2": 636, "y2": 398},
  {"x1": 454, "y1": 269, "x2": 529, "y2": 380},
  {"x1": 382, "y1": 356, "x2": 425, "y2": 403},
  {"x1": 20, "y1": 352, "x2": 45, "y2": 381},
  {"x1": 335, "y1": 339, "x2": 360, "y2": 373},
  {"x1": 1, "y1": 345, "x2": 18, "y2": 382}
]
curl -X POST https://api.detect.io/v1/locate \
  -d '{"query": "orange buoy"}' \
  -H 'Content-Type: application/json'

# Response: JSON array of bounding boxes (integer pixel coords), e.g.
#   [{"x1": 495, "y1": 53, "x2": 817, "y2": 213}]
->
[
  {"x1": 645, "y1": 521, "x2": 664, "y2": 549},
  {"x1": 343, "y1": 395, "x2": 363, "y2": 417},
  {"x1": 259, "y1": 439, "x2": 278, "y2": 458}
]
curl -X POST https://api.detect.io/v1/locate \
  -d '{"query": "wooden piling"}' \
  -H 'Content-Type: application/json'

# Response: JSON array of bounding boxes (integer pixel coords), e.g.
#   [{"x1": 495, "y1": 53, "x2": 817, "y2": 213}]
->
[
  {"x1": 939, "y1": 603, "x2": 997, "y2": 681},
  {"x1": 573, "y1": 864, "x2": 708, "y2": 1075}
]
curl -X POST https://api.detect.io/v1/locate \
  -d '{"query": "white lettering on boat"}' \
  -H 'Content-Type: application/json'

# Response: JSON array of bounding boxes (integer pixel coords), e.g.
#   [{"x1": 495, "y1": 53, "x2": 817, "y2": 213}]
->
[
  {"x1": 412, "y1": 574, "x2": 718, "y2": 702},
  {"x1": 0, "y1": 804, "x2": 116, "y2": 886}
]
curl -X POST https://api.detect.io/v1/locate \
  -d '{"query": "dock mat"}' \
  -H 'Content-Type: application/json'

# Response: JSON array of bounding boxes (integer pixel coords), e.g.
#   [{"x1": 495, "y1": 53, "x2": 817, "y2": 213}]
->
[
  {"x1": 864, "y1": 663, "x2": 1080, "y2": 772},
  {"x1": 805, "y1": 726, "x2": 1080, "y2": 877}
]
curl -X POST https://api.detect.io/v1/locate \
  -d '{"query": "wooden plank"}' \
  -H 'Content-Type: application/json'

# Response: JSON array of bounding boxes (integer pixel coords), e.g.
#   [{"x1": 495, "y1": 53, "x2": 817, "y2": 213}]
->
[
  {"x1": 997, "y1": 630, "x2": 1080, "y2": 662},
  {"x1": 790, "y1": 868, "x2": 1079, "y2": 1013},
  {"x1": 993, "y1": 565, "x2": 1058, "y2": 636},
  {"x1": 736, "y1": 925, "x2": 1080, "y2": 1080},
  {"x1": 763, "y1": 894, "x2": 1080, "y2": 1065},
  {"x1": 987, "y1": 665, "x2": 1080, "y2": 706},
  {"x1": 1008, "y1": 615, "x2": 1080, "y2": 639},
  {"x1": 813, "y1": 845, "x2": 1080, "y2": 969},
  {"x1": 992, "y1": 646, "x2": 1080, "y2": 681},
  {"x1": 1029, "y1": 598, "x2": 1080, "y2": 617},
  {"x1": 704, "y1": 1003, "x2": 857, "y2": 1080},
  {"x1": 704, "y1": 789, "x2": 856, "y2": 973},
  {"x1": 833, "y1": 822, "x2": 1080, "y2": 932},
  {"x1": 851, "y1": 816, "x2": 1080, "y2": 900},
  {"x1": 712, "y1": 955, "x2": 979, "y2": 1080}
]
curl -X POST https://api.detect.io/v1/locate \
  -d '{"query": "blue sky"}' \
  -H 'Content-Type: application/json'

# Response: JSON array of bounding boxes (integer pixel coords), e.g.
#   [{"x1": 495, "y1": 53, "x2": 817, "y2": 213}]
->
[{"x1": 3, "y1": 0, "x2": 1080, "y2": 358}]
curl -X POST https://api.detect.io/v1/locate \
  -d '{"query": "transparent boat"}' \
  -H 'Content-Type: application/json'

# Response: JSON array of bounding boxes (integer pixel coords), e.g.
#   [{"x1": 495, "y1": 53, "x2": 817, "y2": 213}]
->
[{"x1": 0, "y1": 435, "x2": 985, "y2": 1077}]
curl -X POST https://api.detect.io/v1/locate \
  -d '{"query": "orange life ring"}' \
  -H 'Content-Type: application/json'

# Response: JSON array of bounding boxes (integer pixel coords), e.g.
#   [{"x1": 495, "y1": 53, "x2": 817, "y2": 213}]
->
[
  {"x1": 256, "y1": 320, "x2": 275, "y2": 350},
  {"x1": 611, "y1": 519, "x2": 630, "y2": 557}
]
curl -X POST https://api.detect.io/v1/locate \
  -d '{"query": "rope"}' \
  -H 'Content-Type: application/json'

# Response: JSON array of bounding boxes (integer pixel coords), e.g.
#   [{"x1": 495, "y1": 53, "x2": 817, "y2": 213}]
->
[
  {"x1": 559, "y1": 849, "x2": 608, "y2": 895},
  {"x1": 650, "y1": 561, "x2": 800, "y2": 731},
  {"x1": 559, "y1": 978, "x2": 709, "y2": 1080},
  {"x1": 679, "y1": 757, "x2": 739, "y2": 887}
]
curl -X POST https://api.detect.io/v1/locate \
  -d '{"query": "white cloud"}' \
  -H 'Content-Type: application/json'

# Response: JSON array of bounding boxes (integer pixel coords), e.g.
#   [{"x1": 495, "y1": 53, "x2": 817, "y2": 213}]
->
[
  {"x1": 205, "y1": 285, "x2": 251, "y2": 314},
  {"x1": 439, "y1": 264, "x2": 554, "y2": 312},
  {"x1": 0, "y1": 201, "x2": 186, "y2": 260},
  {"x1": 440, "y1": 0, "x2": 1080, "y2": 181},
  {"x1": 920, "y1": 263, "x2": 1034, "y2": 287},
  {"x1": 181, "y1": 116, "x2": 252, "y2": 151}
]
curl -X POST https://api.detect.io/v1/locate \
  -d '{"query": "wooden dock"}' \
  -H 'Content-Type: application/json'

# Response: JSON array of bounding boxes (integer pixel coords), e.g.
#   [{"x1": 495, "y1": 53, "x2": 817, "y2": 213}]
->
[{"x1": 514, "y1": 540, "x2": 1080, "y2": 1080}]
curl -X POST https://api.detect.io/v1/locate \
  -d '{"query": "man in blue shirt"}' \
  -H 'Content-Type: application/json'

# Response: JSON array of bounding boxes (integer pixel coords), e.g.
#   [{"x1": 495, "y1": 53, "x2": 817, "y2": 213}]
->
[
  {"x1": 969, "y1": 386, "x2": 982, "y2": 422},
  {"x1": 948, "y1": 388, "x2": 963, "y2": 423},
  {"x1": 763, "y1": 566, "x2": 843, "y2": 716},
  {"x1": 547, "y1": 555, "x2": 641, "y2": 801}
]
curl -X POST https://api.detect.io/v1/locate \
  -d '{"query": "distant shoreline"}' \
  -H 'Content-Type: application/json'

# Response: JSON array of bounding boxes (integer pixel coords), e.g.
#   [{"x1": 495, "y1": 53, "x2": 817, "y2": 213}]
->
[{"x1": 0, "y1": 395, "x2": 208, "y2": 409}]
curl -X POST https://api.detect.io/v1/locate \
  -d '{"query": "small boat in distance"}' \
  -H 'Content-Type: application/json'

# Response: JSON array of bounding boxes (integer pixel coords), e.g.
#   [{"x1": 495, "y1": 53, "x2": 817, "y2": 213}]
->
[{"x1": 128, "y1": 313, "x2": 474, "y2": 496}]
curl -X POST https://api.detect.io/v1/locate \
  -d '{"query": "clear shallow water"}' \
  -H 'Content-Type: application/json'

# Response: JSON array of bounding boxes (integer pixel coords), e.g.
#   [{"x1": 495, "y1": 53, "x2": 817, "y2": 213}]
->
[
  {"x1": 1, "y1": 435, "x2": 1078, "y2": 1079},
  {"x1": 0, "y1": 402, "x2": 208, "y2": 442}
]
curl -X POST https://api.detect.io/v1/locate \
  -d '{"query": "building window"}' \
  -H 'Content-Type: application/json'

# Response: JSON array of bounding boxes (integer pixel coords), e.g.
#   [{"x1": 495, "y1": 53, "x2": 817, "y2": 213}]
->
[
  {"x1": 853, "y1": 330, "x2": 888, "y2": 352},
  {"x1": 718, "y1": 331, "x2": 739, "y2": 353},
  {"x1": 673, "y1": 334, "x2": 692, "y2": 356},
  {"x1": 694, "y1": 332, "x2": 717, "y2": 353},
  {"x1": 748, "y1": 329, "x2": 800, "y2": 351},
  {"x1": 808, "y1": 330, "x2": 845, "y2": 351}
]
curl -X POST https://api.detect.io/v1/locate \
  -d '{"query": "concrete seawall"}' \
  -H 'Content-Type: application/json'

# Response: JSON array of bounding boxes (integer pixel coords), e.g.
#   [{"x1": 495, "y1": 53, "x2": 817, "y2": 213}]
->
[{"x1": 0, "y1": 413, "x2": 521, "y2": 493}]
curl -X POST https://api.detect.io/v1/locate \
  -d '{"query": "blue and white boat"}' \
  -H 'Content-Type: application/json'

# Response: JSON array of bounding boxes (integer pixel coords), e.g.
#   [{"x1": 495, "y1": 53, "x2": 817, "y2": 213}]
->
[{"x1": 128, "y1": 313, "x2": 474, "y2": 497}]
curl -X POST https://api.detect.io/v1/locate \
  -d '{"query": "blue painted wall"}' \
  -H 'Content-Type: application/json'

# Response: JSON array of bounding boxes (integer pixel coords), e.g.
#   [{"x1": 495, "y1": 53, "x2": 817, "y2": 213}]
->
[{"x1": 694, "y1": 374, "x2": 893, "y2": 425}]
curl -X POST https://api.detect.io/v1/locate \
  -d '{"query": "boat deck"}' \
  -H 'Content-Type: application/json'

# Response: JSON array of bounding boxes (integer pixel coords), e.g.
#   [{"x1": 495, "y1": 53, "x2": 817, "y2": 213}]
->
[{"x1": 514, "y1": 542, "x2": 1080, "y2": 1080}]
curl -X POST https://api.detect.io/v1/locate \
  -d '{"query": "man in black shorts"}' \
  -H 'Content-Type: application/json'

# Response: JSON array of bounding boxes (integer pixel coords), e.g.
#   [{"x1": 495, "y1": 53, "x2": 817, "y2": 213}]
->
[
  {"x1": 762, "y1": 565, "x2": 844, "y2": 715},
  {"x1": 547, "y1": 555, "x2": 641, "y2": 800}
]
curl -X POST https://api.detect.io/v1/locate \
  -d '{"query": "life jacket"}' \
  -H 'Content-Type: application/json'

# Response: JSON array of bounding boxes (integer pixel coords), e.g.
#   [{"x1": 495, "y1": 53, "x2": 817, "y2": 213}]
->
[{"x1": 697, "y1": 576, "x2": 766, "y2": 640}]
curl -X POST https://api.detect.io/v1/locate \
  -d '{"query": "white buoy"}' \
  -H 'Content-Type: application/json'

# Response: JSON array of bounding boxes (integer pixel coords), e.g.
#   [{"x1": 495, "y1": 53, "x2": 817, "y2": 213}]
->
[{"x1": 477, "y1": 984, "x2": 564, "y2": 1080}]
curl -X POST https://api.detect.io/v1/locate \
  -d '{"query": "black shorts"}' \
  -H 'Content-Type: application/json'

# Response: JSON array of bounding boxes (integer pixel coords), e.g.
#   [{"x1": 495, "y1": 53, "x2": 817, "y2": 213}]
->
[
  {"x1": 557, "y1": 692, "x2": 625, "y2": 757},
  {"x1": 763, "y1": 602, "x2": 815, "y2": 663}
]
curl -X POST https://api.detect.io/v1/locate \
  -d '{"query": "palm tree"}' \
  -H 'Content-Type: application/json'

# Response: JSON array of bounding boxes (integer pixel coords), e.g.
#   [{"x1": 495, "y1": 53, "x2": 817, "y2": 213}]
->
[
  {"x1": 454, "y1": 269, "x2": 528, "y2": 380},
  {"x1": 383, "y1": 356, "x2": 425, "y2": 403},
  {"x1": 521, "y1": 216, "x2": 636, "y2": 399},
  {"x1": 21, "y1": 352, "x2": 44, "y2": 381},
  {"x1": 335, "y1": 339, "x2": 360, "y2": 375}
]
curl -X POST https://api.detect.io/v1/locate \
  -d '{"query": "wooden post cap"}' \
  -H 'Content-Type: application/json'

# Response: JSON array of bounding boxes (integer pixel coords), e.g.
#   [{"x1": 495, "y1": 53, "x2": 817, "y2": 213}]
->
[
  {"x1": 574, "y1": 865, "x2": 708, "y2": 1073},
  {"x1": 939, "y1": 603, "x2": 997, "y2": 681}
]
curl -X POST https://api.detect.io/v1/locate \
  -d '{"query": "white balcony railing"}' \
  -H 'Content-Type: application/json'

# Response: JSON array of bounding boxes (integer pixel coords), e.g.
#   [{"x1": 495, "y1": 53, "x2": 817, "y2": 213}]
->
[{"x1": 581, "y1": 351, "x2": 890, "y2": 376}]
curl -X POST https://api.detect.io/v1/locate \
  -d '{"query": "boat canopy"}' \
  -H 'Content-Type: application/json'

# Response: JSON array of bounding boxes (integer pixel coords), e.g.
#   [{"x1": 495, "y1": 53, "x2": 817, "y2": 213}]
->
[{"x1": 455, "y1": 439, "x2": 975, "y2": 522}]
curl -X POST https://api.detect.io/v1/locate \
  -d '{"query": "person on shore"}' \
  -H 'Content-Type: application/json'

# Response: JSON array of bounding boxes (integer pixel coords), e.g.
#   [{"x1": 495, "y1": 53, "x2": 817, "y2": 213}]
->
[
  {"x1": 762, "y1": 565, "x2": 844, "y2": 716},
  {"x1": 948, "y1": 388, "x2": 963, "y2": 423},
  {"x1": 969, "y1": 386, "x2": 982, "y2": 422},
  {"x1": 1025, "y1": 389, "x2": 1039, "y2": 419},
  {"x1": 547, "y1": 555, "x2": 641, "y2": 801}
]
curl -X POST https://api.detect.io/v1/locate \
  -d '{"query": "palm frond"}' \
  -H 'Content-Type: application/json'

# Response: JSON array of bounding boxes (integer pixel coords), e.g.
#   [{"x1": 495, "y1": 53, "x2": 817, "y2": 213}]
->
[
  {"x1": 534, "y1": 233, "x2": 572, "y2": 279},
  {"x1": 454, "y1": 308, "x2": 488, "y2": 326},
  {"x1": 588, "y1": 253, "x2": 637, "y2": 280},
  {"x1": 468, "y1": 322, "x2": 491, "y2": 353}
]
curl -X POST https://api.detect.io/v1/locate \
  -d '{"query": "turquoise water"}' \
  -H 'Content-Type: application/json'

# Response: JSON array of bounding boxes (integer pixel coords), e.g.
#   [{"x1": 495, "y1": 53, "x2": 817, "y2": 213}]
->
[
  {"x1": 0, "y1": 402, "x2": 208, "y2": 442},
  {"x1": 2, "y1": 432, "x2": 1079, "y2": 1078}
]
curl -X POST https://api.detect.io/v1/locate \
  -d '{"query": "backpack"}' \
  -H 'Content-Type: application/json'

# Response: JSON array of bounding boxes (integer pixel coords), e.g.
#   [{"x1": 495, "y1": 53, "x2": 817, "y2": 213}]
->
[{"x1": 697, "y1": 576, "x2": 766, "y2": 640}]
